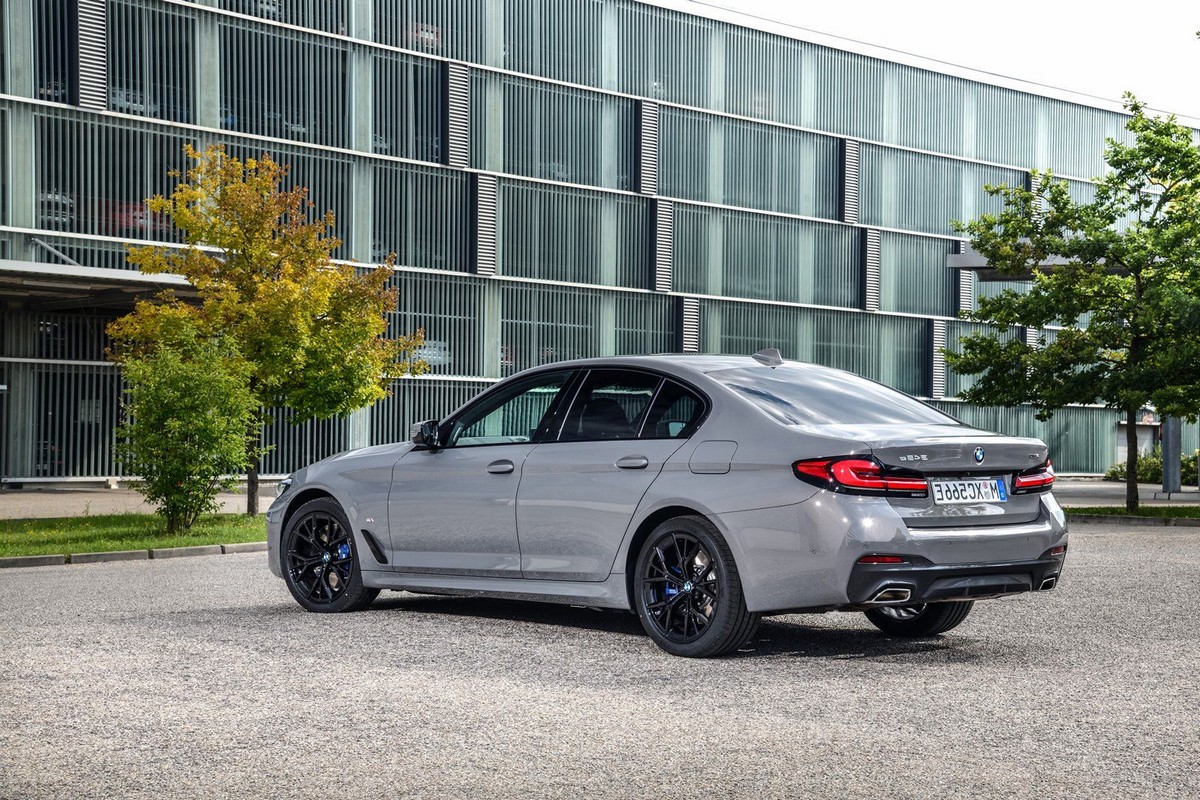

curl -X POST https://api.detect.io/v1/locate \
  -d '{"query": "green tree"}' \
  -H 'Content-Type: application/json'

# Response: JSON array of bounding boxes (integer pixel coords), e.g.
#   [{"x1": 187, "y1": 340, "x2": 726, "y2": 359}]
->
[
  {"x1": 116, "y1": 313, "x2": 258, "y2": 533},
  {"x1": 109, "y1": 145, "x2": 426, "y2": 514},
  {"x1": 947, "y1": 96, "x2": 1200, "y2": 511}
]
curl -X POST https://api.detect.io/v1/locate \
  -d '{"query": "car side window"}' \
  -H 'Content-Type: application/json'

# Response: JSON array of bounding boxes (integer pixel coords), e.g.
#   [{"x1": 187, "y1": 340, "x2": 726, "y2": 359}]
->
[
  {"x1": 641, "y1": 381, "x2": 706, "y2": 439},
  {"x1": 447, "y1": 370, "x2": 572, "y2": 447},
  {"x1": 558, "y1": 370, "x2": 662, "y2": 442}
]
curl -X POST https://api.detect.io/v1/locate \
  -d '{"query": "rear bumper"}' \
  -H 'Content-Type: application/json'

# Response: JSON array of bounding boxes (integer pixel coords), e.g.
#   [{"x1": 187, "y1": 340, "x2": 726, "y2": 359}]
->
[{"x1": 846, "y1": 550, "x2": 1066, "y2": 606}]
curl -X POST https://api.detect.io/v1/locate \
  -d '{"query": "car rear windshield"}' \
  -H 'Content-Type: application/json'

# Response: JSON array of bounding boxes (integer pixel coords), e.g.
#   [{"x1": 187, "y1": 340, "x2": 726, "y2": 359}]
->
[{"x1": 709, "y1": 365, "x2": 962, "y2": 426}]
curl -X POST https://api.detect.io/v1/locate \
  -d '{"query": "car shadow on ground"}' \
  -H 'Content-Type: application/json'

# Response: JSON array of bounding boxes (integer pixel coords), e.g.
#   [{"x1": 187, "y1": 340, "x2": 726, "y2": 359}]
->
[{"x1": 369, "y1": 593, "x2": 981, "y2": 662}]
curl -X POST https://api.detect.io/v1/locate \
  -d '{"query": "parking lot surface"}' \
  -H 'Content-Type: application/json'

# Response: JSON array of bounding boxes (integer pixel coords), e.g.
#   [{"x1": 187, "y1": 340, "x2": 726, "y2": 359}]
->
[{"x1": 1, "y1": 523, "x2": 1197, "y2": 799}]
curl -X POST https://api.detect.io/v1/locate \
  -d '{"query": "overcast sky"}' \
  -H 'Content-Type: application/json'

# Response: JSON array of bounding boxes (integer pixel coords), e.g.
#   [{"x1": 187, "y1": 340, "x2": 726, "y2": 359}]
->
[{"x1": 694, "y1": 0, "x2": 1200, "y2": 120}]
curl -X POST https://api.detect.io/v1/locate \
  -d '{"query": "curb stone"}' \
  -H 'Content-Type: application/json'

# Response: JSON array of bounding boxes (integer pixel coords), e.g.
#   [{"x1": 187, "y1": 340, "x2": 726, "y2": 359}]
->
[
  {"x1": 0, "y1": 554, "x2": 66, "y2": 568},
  {"x1": 150, "y1": 544, "x2": 224, "y2": 559},
  {"x1": 1, "y1": 541, "x2": 268, "y2": 569},
  {"x1": 1065, "y1": 513, "x2": 1200, "y2": 527},
  {"x1": 222, "y1": 542, "x2": 268, "y2": 554},
  {"x1": 68, "y1": 549, "x2": 150, "y2": 564}
]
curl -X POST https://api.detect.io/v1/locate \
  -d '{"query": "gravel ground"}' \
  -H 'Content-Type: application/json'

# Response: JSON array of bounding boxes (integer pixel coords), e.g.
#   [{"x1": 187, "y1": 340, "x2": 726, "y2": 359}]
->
[{"x1": 1, "y1": 523, "x2": 1197, "y2": 799}]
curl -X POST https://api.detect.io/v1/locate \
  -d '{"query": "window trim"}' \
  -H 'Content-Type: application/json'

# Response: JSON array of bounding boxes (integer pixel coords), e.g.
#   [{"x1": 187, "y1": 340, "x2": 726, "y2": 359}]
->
[
  {"x1": 435, "y1": 367, "x2": 580, "y2": 449},
  {"x1": 545, "y1": 366, "x2": 711, "y2": 444}
]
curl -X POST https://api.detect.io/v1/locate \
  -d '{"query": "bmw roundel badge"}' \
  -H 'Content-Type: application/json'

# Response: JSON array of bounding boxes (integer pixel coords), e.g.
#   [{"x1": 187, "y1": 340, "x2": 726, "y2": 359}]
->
[{"x1": 974, "y1": 446, "x2": 985, "y2": 464}]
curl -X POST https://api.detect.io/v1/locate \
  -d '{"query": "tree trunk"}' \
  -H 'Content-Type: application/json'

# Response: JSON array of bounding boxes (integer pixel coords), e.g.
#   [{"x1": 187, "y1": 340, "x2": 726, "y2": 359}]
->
[
  {"x1": 1125, "y1": 407, "x2": 1139, "y2": 513},
  {"x1": 246, "y1": 434, "x2": 260, "y2": 517}
]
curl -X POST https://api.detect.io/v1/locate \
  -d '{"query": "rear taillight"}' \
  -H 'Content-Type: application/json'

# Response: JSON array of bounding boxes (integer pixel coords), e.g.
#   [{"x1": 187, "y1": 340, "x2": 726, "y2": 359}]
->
[
  {"x1": 792, "y1": 457, "x2": 928, "y2": 497},
  {"x1": 1013, "y1": 459, "x2": 1055, "y2": 494}
]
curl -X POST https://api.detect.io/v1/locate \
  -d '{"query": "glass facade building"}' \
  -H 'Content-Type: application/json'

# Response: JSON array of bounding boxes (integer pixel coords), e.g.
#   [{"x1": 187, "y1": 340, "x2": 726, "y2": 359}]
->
[{"x1": 0, "y1": 0, "x2": 1192, "y2": 481}]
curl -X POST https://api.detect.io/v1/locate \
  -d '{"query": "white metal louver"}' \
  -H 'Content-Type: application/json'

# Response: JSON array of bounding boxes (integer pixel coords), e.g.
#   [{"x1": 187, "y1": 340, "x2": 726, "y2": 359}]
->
[
  {"x1": 1024, "y1": 327, "x2": 1040, "y2": 348},
  {"x1": 445, "y1": 63, "x2": 470, "y2": 168},
  {"x1": 842, "y1": 139, "x2": 860, "y2": 225},
  {"x1": 473, "y1": 173, "x2": 498, "y2": 276},
  {"x1": 863, "y1": 229, "x2": 881, "y2": 312},
  {"x1": 638, "y1": 101, "x2": 660, "y2": 196},
  {"x1": 77, "y1": 0, "x2": 107, "y2": 111},
  {"x1": 931, "y1": 319, "x2": 948, "y2": 399},
  {"x1": 678, "y1": 297, "x2": 700, "y2": 353},
  {"x1": 956, "y1": 240, "x2": 976, "y2": 312},
  {"x1": 653, "y1": 199, "x2": 673, "y2": 292}
]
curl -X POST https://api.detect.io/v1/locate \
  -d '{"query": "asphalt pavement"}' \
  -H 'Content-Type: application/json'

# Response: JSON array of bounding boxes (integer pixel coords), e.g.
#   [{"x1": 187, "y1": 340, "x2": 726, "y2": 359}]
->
[{"x1": 1, "y1": 523, "x2": 1197, "y2": 799}]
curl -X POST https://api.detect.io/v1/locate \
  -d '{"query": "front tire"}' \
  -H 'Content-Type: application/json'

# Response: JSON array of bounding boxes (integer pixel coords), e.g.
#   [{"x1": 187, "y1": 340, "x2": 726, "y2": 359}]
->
[
  {"x1": 864, "y1": 601, "x2": 973, "y2": 637},
  {"x1": 633, "y1": 516, "x2": 760, "y2": 658},
  {"x1": 282, "y1": 498, "x2": 379, "y2": 613}
]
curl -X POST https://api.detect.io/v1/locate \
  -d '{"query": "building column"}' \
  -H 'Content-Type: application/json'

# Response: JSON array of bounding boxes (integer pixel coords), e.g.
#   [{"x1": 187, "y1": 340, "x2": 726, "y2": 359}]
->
[
  {"x1": 600, "y1": 0, "x2": 618, "y2": 91},
  {"x1": 347, "y1": 407, "x2": 371, "y2": 450},
  {"x1": 347, "y1": 43, "x2": 373, "y2": 153},
  {"x1": 707, "y1": 25, "x2": 725, "y2": 112},
  {"x1": 194, "y1": 10, "x2": 221, "y2": 129},
  {"x1": 482, "y1": 280, "x2": 502, "y2": 378},
  {"x1": 3, "y1": 308, "x2": 36, "y2": 479},
  {"x1": 350, "y1": 160, "x2": 374, "y2": 263},
  {"x1": 3, "y1": 0, "x2": 34, "y2": 97},
  {"x1": 482, "y1": 0, "x2": 504, "y2": 69},
  {"x1": 7, "y1": 105, "x2": 36, "y2": 247}
]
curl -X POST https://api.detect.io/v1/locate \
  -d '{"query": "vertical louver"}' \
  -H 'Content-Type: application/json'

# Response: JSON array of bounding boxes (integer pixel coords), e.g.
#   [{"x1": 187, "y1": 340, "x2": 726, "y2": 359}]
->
[
  {"x1": 863, "y1": 229, "x2": 881, "y2": 312},
  {"x1": 77, "y1": 0, "x2": 106, "y2": 111},
  {"x1": 842, "y1": 138, "x2": 860, "y2": 224},
  {"x1": 678, "y1": 296, "x2": 700, "y2": 353},
  {"x1": 957, "y1": 241, "x2": 976, "y2": 312},
  {"x1": 445, "y1": 62, "x2": 469, "y2": 168},
  {"x1": 653, "y1": 199, "x2": 673, "y2": 292},
  {"x1": 473, "y1": 173, "x2": 498, "y2": 276},
  {"x1": 930, "y1": 319, "x2": 947, "y2": 399},
  {"x1": 637, "y1": 100, "x2": 660, "y2": 195}
]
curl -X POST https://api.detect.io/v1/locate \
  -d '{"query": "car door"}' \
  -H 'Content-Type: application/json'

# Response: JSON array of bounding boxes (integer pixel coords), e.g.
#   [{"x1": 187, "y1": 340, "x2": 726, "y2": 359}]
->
[
  {"x1": 516, "y1": 370, "x2": 708, "y2": 581},
  {"x1": 388, "y1": 369, "x2": 575, "y2": 576}
]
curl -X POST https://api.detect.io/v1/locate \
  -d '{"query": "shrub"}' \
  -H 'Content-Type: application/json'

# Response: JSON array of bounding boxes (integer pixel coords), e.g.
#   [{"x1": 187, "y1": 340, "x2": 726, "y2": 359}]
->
[
  {"x1": 118, "y1": 337, "x2": 258, "y2": 533},
  {"x1": 1104, "y1": 445, "x2": 1199, "y2": 485}
]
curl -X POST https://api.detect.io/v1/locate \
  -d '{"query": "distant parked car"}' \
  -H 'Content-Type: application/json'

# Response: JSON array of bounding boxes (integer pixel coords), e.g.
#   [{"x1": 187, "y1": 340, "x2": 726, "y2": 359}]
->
[
  {"x1": 109, "y1": 87, "x2": 159, "y2": 116},
  {"x1": 263, "y1": 111, "x2": 307, "y2": 138},
  {"x1": 412, "y1": 340, "x2": 452, "y2": 367},
  {"x1": 38, "y1": 190, "x2": 76, "y2": 229},
  {"x1": 267, "y1": 353, "x2": 1067, "y2": 657},
  {"x1": 100, "y1": 199, "x2": 170, "y2": 239},
  {"x1": 38, "y1": 81, "x2": 70, "y2": 103}
]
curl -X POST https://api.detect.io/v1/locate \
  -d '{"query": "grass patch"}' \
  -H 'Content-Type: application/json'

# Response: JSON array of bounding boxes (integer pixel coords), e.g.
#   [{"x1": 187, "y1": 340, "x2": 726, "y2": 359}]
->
[
  {"x1": 0, "y1": 513, "x2": 266, "y2": 557},
  {"x1": 1066, "y1": 506, "x2": 1200, "y2": 518}
]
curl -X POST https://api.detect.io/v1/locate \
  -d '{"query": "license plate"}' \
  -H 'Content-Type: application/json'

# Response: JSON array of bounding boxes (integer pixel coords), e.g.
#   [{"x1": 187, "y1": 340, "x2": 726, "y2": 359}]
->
[{"x1": 930, "y1": 479, "x2": 1007, "y2": 505}]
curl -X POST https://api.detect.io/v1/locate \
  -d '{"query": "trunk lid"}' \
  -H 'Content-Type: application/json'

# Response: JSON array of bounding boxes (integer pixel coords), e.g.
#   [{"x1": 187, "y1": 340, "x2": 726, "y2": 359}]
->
[{"x1": 811, "y1": 423, "x2": 1050, "y2": 528}]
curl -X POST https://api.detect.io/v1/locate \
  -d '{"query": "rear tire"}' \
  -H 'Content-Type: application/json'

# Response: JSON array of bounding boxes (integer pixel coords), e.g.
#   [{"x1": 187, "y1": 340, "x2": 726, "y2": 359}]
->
[
  {"x1": 864, "y1": 601, "x2": 973, "y2": 637},
  {"x1": 282, "y1": 498, "x2": 379, "y2": 613},
  {"x1": 633, "y1": 515, "x2": 760, "y2": 658}
]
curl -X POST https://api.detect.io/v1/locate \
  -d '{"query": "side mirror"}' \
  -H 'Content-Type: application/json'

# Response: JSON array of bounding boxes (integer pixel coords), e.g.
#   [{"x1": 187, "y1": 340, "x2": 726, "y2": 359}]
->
[{"x1": 410, "y1": 419, "x2": 441, "y2": 450}]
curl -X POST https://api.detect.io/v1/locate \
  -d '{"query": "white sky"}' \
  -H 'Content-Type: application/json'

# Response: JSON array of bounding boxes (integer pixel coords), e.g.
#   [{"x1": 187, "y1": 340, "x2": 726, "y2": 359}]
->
[{"x1": 693, "y1": 0, "x2": 1200, "y2": 120}]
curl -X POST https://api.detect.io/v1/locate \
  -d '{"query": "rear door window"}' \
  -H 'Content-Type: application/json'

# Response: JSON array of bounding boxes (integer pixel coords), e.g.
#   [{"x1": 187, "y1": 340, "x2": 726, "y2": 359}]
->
[{"x1": 558, "y1": 370, "x2": 662, "y2": 442}]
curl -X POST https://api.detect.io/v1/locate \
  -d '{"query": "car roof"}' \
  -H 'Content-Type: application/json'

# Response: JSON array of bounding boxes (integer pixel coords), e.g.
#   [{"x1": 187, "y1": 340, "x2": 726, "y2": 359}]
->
[{"x1": 530, "y1": 353, "x2": 828, "y2": 377}]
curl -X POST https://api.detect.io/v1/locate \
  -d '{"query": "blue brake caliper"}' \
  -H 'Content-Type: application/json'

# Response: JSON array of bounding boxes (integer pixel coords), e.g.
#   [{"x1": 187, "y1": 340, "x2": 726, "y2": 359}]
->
[{"x1": 337, "y1": 542, "x2": 351, "y2": 561}]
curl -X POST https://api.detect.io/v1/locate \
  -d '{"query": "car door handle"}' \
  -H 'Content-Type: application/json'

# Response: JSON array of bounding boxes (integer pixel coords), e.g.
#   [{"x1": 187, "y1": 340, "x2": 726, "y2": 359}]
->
[
  {"x1": 615, "y1": 456, "x2": 649, "y2": 470},
  {"x1": 486, "y1": 460, "x2": 515, "y2": 474}
]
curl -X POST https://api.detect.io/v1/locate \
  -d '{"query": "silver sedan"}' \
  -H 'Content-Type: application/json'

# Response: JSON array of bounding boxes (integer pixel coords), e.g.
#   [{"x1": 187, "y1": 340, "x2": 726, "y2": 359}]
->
[{"x1": 267, "y1": 352, "x2": 1067, "y2": 657}]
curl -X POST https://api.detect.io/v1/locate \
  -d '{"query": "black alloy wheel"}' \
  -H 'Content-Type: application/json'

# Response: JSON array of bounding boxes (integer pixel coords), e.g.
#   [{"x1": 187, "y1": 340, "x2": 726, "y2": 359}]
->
[
  {"x1": 282, "y1": 497, "x2": 379, "y2": 613},
  {"x1": 634, "y1": 516, "x2": 760, "y2": 658}
]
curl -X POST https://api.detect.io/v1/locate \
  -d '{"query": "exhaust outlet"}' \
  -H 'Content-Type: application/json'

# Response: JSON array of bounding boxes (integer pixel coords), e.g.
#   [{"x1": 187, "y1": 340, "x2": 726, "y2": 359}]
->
[
  {"x1": 870, "y1": 587, "x2": 912, "y2": 604},
  {"x1": 1039, "y1": 576, "x2": 1057, "y2": 591}
]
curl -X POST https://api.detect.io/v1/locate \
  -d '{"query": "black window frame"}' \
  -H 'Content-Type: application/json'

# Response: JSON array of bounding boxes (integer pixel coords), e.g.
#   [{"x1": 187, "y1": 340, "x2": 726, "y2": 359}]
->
[
  {"x1": 546, "y1": 367, "x2": 711, "y2": 444},
  {"x1": 436, "y1": 368, "x2": 579, "y2": 449}
]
